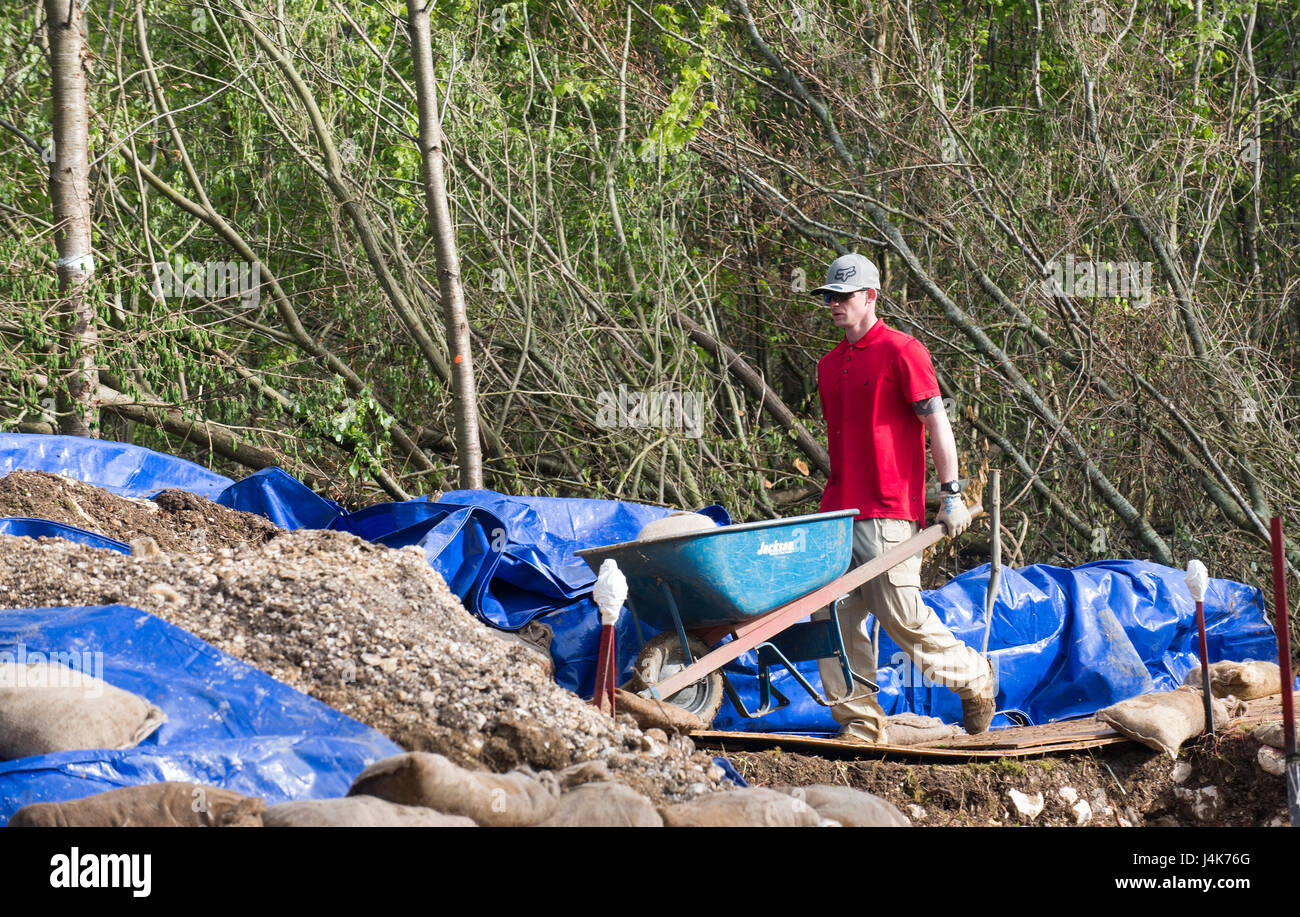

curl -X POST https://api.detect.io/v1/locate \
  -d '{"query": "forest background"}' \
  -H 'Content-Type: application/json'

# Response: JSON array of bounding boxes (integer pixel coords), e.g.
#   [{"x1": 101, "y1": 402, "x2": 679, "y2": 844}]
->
[{"x1": 2, "y1": 0, "x2": 1298, "y2": 613}]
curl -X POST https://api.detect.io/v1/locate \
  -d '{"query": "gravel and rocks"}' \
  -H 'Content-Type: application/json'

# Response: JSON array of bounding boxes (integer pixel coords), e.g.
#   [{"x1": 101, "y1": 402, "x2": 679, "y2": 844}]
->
[{"x1": 0, "y1": 473, "x2": 725, "y2": 805}]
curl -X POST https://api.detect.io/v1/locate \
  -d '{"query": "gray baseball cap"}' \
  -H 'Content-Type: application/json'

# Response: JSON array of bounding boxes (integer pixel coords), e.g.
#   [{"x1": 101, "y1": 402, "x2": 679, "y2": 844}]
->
[{"x1": 812, "y1": 253, "x2": 880, "y2": 295}]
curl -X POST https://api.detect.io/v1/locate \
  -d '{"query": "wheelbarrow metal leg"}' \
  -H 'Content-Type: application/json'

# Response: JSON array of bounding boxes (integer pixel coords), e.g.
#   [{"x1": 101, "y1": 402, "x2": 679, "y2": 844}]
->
[
  {"x1": 625, "y1": 595, "x2": 646, "y2": 651},
  {"x1": 757, "y1": 639, "x2": 879, "y2": 708},
  {"x1": 720, "y1": 667, "x2": 789, "y2": 719},
  {"x1": 643, "y1": 580, "x2": 697, "y2": 703}
]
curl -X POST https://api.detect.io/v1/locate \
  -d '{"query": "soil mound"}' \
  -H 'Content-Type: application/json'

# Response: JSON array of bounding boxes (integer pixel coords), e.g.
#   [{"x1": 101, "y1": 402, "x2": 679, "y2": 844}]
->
[{"x1": 0, "y1": 470, "x2": 279, "y2": 552}]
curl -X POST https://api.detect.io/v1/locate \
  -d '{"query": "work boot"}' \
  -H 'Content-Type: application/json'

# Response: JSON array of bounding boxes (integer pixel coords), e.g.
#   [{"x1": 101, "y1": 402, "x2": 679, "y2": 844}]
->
[{"x1": 960, "y1": 693, "x2": 996, "y2": 735}]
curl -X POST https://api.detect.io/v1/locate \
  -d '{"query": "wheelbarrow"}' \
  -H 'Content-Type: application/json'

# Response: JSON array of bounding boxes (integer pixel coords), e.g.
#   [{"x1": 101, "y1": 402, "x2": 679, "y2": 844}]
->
[{"x1": 576, "y1": 508, "x2": 967, "y2": 726}]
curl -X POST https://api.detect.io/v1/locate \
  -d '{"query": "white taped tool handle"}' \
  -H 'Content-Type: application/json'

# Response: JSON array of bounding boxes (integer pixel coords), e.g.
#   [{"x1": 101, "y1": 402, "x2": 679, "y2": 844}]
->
[
  {"x1": 593, "y1": 558, "x2": 627, "y2": 626},
  {"x1": 1185, "y1": 559, "x2": 1208, "y2": 602}
]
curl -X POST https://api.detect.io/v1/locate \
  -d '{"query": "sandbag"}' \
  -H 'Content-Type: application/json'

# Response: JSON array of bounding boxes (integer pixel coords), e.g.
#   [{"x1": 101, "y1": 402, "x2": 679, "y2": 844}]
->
[
  {"x1": 348, "y1": 752, "x2": 557, "y2": 827},
  {"x1": 0, "y1": 662, "x2": 166, "y2": 760},
  {"x1": 1097, "y1": 687, "x2": 1231, "y2": 758},
  {"x1": 613, "y1": 688, "x2": 707, "y2": 733},
  {"x1": 884, "y1": 713, "x2": 962, "y2": 746},
  {"x1": 636, "y1": 512, "x2": 716, "y2": 541},
  {"x1": 7, "y1": 782, "x2": 263, "y2": 827},
  {"x1": 1182, "y1": 660, "x2": 1281, "y2": 700},
  {"x1": 774, "y1": 784, "x2": 910, "y2": 827},
  {"x1": 264, "y1": 796, "x2": 476, "y2": 827},
  {"x1": 658, "y1": 787, "x2": 825, "y2": 827},
  {"x1": 538, "y1": 782, "x2": 663, "y2": 827}
]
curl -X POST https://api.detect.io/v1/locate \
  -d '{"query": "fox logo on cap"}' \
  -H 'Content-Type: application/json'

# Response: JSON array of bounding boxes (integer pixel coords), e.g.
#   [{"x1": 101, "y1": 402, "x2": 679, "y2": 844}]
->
[{"x1": 811, "y1": 253, "x2": 880, "y2": 296}]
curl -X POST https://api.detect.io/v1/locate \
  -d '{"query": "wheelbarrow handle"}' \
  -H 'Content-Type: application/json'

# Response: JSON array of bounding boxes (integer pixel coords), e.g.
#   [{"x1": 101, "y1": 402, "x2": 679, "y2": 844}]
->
[{"x1": 650, "y1": 512, "x2": 983, "y2": 700}]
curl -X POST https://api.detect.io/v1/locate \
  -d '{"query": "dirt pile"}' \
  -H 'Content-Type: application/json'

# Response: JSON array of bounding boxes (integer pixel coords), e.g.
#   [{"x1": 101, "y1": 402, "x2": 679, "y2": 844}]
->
[
  {"x1": 0, "y1": 470, "x2": 279, "y2": 552},
  {"x1": 0, "y1": 472, "x2": 724, "y2": 803}
]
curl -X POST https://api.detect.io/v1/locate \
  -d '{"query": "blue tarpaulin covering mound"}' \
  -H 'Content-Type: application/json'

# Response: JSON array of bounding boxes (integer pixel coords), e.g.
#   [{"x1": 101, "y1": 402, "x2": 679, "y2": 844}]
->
[
  {"x1": 0, "y1": 604, "x2": 401, "y2": 825},
  {"x1": 0, "y1": 432, "x2": 1284, "y2": 741},
  {"x1": 0, "y1": 433, "x2": 232, "y2": 499}
]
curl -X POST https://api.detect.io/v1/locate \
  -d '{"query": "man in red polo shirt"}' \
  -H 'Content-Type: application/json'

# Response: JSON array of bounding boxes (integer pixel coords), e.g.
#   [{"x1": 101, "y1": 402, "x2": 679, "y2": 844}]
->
[{"x1": 811, "y1": 253, "x2": 995, "y2": 743}]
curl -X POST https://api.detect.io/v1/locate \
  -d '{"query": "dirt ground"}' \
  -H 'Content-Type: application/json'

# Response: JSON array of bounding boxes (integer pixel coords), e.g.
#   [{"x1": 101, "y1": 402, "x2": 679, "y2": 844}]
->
[{"x1": 715, "y1": 730, "x2": 1290, "y2": 826}]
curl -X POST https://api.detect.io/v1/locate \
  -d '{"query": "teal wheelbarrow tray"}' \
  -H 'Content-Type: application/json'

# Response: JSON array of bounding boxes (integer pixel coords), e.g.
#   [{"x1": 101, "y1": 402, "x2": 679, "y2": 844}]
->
[{"x1": 575, "y1": 508, "x2": 882, "y2": 725}]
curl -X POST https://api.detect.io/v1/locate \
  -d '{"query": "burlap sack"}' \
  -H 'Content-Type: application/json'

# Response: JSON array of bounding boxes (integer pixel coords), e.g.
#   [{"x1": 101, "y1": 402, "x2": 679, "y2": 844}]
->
[
  {"x1": 1097, "y1": 687, "x2": 1230, "y2": 758},
  {"x1": 538, "y1": 782, "x2": 663, "y2": 827},
  {"x1": 0, "y1": 662, "x2": 167, "y2": 760},
  {"x1": 8, "y1": 782, "x2": 263, "y2": 827},
  {"x1": 613, "y1": 688, "x2": 707, "y2": 733},
  {"x1": 774, "y1": 784, "x2": 911, "y2": 827},
  {"x1": 348, "y1": 752, "x2": 557, "y2": 827},
  {"x1": 264, "y1": 796, "x2": 476, "y2": 827},
  {"x1": 1182, "y1": 660, "x2": 1282, "y2": 700},
  {"x1": 884, "y1": 713, "x2": 963, "y2": 746},
  {"x1": 659, "y1": 787, "x2": 825, "y2": 827}
]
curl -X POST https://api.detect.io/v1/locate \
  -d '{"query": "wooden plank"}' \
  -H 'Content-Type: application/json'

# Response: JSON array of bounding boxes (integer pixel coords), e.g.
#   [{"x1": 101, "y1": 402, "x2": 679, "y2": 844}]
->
[
  {"x1": 652, "y1": 518, "x2": 968, "y2": 698},
  {"x1": 692, "y1": 691, "x2": 1300, "y2": 759},
  {"x1": 691, "y1": 729, "x2": 1131, "y2": 759}
]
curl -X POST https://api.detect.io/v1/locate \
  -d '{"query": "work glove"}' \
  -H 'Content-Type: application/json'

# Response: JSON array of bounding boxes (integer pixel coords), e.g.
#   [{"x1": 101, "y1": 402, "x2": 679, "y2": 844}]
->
[
  {"x1": 1185, "y1": 559, "x2": 1208, "y2": 602},
  {"x1": 593, "y1": 558, "x2": 628, "y2": 626},
  {"x1": 937, "y1": 494, "x2": 972, "y2": 537}
]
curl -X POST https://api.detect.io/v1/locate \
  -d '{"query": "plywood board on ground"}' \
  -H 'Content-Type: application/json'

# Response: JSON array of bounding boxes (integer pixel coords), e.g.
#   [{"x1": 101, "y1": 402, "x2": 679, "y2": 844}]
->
[{"x1": 691, "y1": 690, "x2": 1299, "y2": 759}]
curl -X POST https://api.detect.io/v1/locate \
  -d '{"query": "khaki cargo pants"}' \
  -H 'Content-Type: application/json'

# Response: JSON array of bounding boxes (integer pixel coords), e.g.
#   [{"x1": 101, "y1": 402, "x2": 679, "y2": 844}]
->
[{"x1": 814, "y1": 517, "x2": 993, "y2": 743}]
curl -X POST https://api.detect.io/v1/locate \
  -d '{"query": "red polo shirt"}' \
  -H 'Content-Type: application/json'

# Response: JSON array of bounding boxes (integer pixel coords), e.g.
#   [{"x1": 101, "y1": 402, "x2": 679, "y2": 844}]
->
[{"x1": 817, "y1": 320, "x2": 941, "y2": 522}]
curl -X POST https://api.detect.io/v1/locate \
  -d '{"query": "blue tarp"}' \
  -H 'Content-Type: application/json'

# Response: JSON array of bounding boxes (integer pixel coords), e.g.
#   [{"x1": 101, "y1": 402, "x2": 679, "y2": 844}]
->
[
  {"x1": 0, "y1": 433, "x2": 232, "y2": 499},
  {"x1": 0, "y1": 604, "x2": 402, "y2": 824},
  {"x1": 0, "y1": 432, "x2": 1284, "y2": 740},
  {"x1": 0, "y1": 516, "x2": 130, "y2": 555},
  {"x1": 216, "y1": 467, "x2": 342, "y2": 530},
  {"x1": 712, "y1": 559, "x2": 1278, "y2": 733}
]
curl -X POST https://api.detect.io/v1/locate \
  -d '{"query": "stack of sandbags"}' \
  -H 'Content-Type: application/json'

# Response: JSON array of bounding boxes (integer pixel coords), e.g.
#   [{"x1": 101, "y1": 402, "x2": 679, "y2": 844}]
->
[
  {"x1": 347, "y1": 752, "x2": 560, "y2": 826},
  {"x1": 773, "y1": 785, "x2": 911, "y2": 826},
  {"x1": 656, "y1": 785, "x2": 909, "y2": 827},
  {"x1": 264, "y1": 797, "x2": 475, "y2": 827}
]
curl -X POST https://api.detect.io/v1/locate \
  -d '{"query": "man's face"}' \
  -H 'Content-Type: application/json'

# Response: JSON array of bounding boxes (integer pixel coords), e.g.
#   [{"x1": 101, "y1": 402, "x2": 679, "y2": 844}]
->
[{"x1": 826, "y1": 287, "x2": 876, "y2": 328}]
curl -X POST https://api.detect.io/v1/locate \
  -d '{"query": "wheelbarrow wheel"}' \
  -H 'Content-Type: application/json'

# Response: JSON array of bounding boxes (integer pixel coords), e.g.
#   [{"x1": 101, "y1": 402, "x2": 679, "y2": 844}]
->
[{"x1": 629, "y1": 631, "x2": 725, "y2": 725}]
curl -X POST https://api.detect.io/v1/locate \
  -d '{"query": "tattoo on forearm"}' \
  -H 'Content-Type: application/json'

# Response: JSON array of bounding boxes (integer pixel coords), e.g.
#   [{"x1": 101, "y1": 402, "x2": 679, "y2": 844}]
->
[{"x1": 912, "y1": 396, "x2": 943, "y2": 416}]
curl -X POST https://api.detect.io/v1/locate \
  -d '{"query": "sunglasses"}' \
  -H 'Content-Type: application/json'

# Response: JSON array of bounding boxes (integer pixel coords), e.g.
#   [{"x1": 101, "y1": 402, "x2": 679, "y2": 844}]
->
[{"x1": 823, "y1": 291, "x2": 857, "y2": 305}]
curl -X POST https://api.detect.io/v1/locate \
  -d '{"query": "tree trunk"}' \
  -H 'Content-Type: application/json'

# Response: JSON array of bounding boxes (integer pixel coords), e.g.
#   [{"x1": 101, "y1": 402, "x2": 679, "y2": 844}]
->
[
  {"x1": 45, "y1": 0, "x2": 97, "y2": 437},
  {"x1": 406, "y1": 0, "x2": 483, "y2": 490}
]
